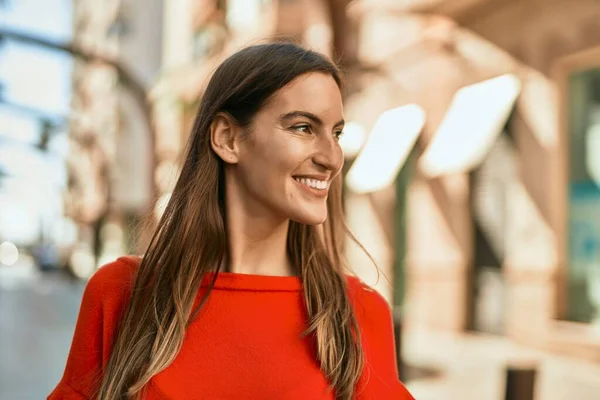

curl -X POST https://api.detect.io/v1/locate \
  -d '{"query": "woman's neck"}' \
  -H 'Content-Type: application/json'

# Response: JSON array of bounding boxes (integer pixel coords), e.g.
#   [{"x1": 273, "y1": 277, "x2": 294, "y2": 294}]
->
[{"x1": 224, "y1": 205, "x2": 295, "y2": 277}]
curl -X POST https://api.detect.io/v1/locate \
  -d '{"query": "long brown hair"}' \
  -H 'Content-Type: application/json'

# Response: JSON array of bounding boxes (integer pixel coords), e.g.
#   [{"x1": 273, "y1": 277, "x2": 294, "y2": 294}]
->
[{"x1": 98, "y1": 42, "x2": 364, "y2": 400}]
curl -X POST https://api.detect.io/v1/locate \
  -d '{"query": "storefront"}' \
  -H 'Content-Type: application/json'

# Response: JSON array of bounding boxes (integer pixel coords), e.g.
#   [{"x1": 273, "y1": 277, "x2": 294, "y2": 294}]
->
[{"x1": 347, "y1": 0, "x2": 600, "y2": 360}]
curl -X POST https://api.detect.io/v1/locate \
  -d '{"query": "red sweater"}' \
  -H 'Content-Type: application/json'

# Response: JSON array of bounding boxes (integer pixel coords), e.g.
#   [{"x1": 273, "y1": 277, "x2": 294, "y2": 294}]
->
[{"x1": 49, "y1": 257, "x2": 414, "y2": 399}]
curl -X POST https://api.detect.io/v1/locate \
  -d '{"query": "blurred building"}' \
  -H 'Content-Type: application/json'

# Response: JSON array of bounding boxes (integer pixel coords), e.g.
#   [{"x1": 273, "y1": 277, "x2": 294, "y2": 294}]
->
[
  {"x1": 152, "y1": 0, "x2": 600, "y2": 361},
  {"x1": 0, "y1": 0, "x2": 76, "y2": 270},
  {"x1": 68, "y1": 0, "x2": 161, "y2": 274},
  {"x1": 345, "y1": 0, "x2": 600, "y2": 361}
]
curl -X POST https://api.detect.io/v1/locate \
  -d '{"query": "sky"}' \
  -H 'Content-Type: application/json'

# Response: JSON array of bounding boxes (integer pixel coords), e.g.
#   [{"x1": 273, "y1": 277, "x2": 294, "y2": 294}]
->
[{"x1": 0, "y1": 0, "x2": 73, "y2": 245}]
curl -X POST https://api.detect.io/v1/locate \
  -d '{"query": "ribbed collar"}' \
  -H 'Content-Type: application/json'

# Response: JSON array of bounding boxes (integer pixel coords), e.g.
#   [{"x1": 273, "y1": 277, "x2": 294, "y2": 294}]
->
[{"x1": 200, "y1": 271, "x2": 302, "y2": 292}]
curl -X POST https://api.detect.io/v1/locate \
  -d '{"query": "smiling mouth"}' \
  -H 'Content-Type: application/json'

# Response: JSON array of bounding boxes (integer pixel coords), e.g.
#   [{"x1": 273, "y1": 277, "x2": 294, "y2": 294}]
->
[{"x1": 293, "y1": 177, "x2": 329, "y2": 191}]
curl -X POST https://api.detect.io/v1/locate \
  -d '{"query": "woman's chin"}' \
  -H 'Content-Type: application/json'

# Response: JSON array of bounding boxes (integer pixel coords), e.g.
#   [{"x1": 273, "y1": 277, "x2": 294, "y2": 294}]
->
[{"x1": 290, "y1": 211, "x2": 328, "y2": 226}]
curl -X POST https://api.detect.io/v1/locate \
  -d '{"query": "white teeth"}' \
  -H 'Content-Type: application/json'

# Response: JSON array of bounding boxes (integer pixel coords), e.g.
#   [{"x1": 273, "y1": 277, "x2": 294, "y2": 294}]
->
[{"x1": 294, "y1": 177, "x2": 328, "y2": 190}]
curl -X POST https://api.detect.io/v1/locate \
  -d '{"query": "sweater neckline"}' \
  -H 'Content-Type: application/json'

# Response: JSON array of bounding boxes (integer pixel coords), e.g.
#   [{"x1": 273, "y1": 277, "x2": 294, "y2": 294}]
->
[
  {"x1": 200, "y1": 271, "x2": 302, "y2": 292},
  {"x1": 118, "y1": 256, "x2": 302, "y2": 292}
]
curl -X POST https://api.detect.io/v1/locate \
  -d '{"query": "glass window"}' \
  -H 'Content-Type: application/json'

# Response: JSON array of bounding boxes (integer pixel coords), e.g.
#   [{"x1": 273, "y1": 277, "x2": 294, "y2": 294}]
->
[{"x1": 567, "y1": 67, "x2": 600, "y2": 325}]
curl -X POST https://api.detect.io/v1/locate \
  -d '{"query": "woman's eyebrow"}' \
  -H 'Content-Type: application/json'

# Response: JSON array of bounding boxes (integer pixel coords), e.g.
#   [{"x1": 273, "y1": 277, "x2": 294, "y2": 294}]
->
[{"x1": 279, "y1": 111, "x2": 345, "y2": 128}]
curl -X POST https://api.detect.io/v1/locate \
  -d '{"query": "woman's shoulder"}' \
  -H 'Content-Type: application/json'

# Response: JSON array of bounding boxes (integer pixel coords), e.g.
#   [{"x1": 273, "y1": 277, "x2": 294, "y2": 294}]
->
[
  {"x1": 47, "y1": 256, "x2": 142, "y2": 399},
  {"x1": 88, "y1": 255, "x2": 140, "y2": 288},
  {"x1": 346, "y1": 275, "x2": 390, "y2": 313},
  {"x1": 83, "y1": 255, "x2": 141, "y2": 306},
  {"x1": 344, "y1": 275, "x2": 393, "y2": 324},
  {"x1": 345, "y1": 275, "x2": 415, "y2": 399}
]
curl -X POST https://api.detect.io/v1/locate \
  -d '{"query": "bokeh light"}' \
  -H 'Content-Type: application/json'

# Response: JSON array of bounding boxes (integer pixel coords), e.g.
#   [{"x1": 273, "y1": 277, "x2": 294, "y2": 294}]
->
[
  {"x1": 0, "y1": 242, "x2": 19, "y2": 266},
  {"x1": 339, "y1": 121, "x2": 366, "y2": 158}
]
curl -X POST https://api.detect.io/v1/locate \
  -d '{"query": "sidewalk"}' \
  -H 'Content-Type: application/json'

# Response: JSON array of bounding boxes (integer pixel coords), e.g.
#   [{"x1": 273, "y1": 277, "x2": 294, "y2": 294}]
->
[
  {"x1": 0, "y1": 267, "x2": 85, "y2": 399},
  {"x1": 402, "y1": 329, "x2": 600, "y2": 400}
]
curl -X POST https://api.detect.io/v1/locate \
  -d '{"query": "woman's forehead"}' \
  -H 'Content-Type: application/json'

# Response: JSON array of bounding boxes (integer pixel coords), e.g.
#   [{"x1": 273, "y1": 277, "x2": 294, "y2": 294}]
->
[{"x1": 264, "y1": 72, "x2": 343, "y2": 120}]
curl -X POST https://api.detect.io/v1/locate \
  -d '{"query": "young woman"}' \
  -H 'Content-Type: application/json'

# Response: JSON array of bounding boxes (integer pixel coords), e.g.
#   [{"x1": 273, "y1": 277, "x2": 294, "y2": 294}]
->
[{"x1": 49, "y1": 42, "x2": 414, "y2": 400}]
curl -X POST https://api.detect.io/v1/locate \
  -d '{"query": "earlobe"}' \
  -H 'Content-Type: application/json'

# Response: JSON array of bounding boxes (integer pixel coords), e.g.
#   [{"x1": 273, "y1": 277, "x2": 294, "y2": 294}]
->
[{"x1": 210, "y1": 113, "x2": 240, "y2": 164}]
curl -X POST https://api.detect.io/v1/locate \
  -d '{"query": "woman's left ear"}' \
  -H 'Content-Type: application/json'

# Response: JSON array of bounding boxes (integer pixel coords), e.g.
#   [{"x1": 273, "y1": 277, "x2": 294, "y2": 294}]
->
[{"x1": 210, "y1": 112, "x2": 242, "y2": 164}]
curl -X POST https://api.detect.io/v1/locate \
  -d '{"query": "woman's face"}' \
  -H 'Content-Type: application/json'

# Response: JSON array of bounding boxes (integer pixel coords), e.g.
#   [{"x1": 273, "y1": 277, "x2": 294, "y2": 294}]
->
[{"x1": 231, "y1": 72, "x2": 345, "y2": 225}]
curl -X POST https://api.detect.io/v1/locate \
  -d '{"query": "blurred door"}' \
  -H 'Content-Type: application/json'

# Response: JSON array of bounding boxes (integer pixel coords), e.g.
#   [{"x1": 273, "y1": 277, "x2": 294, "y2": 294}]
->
[{"x1": 468, "y1": 122, "x2": 517, "y2": 335}]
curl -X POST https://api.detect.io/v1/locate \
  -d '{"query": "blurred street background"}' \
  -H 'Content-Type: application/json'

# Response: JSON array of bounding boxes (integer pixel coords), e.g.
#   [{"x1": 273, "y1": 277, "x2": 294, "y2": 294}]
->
[{"x1": 1, "y1": 0, "x2": 600, "y2": 399}]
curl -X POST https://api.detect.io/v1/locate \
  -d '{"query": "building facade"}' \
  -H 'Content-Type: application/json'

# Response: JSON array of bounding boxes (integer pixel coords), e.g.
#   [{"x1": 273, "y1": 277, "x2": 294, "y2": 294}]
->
[
  {"x1": 69, "y1": 0, "x2": 161, "y2": 275},
  {"x1": 347, "y1": 0, "x2": 600, "y2": 360}
]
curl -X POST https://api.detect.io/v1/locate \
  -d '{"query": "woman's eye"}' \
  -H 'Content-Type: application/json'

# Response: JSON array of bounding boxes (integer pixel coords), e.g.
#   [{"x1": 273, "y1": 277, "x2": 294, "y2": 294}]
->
[
  {"x1": 293, "y1": 125, "x2": 311, "y2": 134},
  {"x1": 334, "y1": 130, "x2": 344, "y2": 140}
]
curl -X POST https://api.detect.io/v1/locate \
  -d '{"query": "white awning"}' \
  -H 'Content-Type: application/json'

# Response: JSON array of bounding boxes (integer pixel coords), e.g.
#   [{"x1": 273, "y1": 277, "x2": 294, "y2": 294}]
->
[
  {"x1": 419, "y1": 73, "x2": 521, "y2": 177},
  {"x1": 346, "y1": 104, "x2": 425, "y2": 194}
]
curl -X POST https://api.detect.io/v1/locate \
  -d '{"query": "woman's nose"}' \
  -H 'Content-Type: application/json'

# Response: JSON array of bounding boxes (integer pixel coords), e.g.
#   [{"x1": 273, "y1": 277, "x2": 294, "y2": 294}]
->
[{"x1": 312, "y1": 135, "x2": 343, "y2": 172}]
